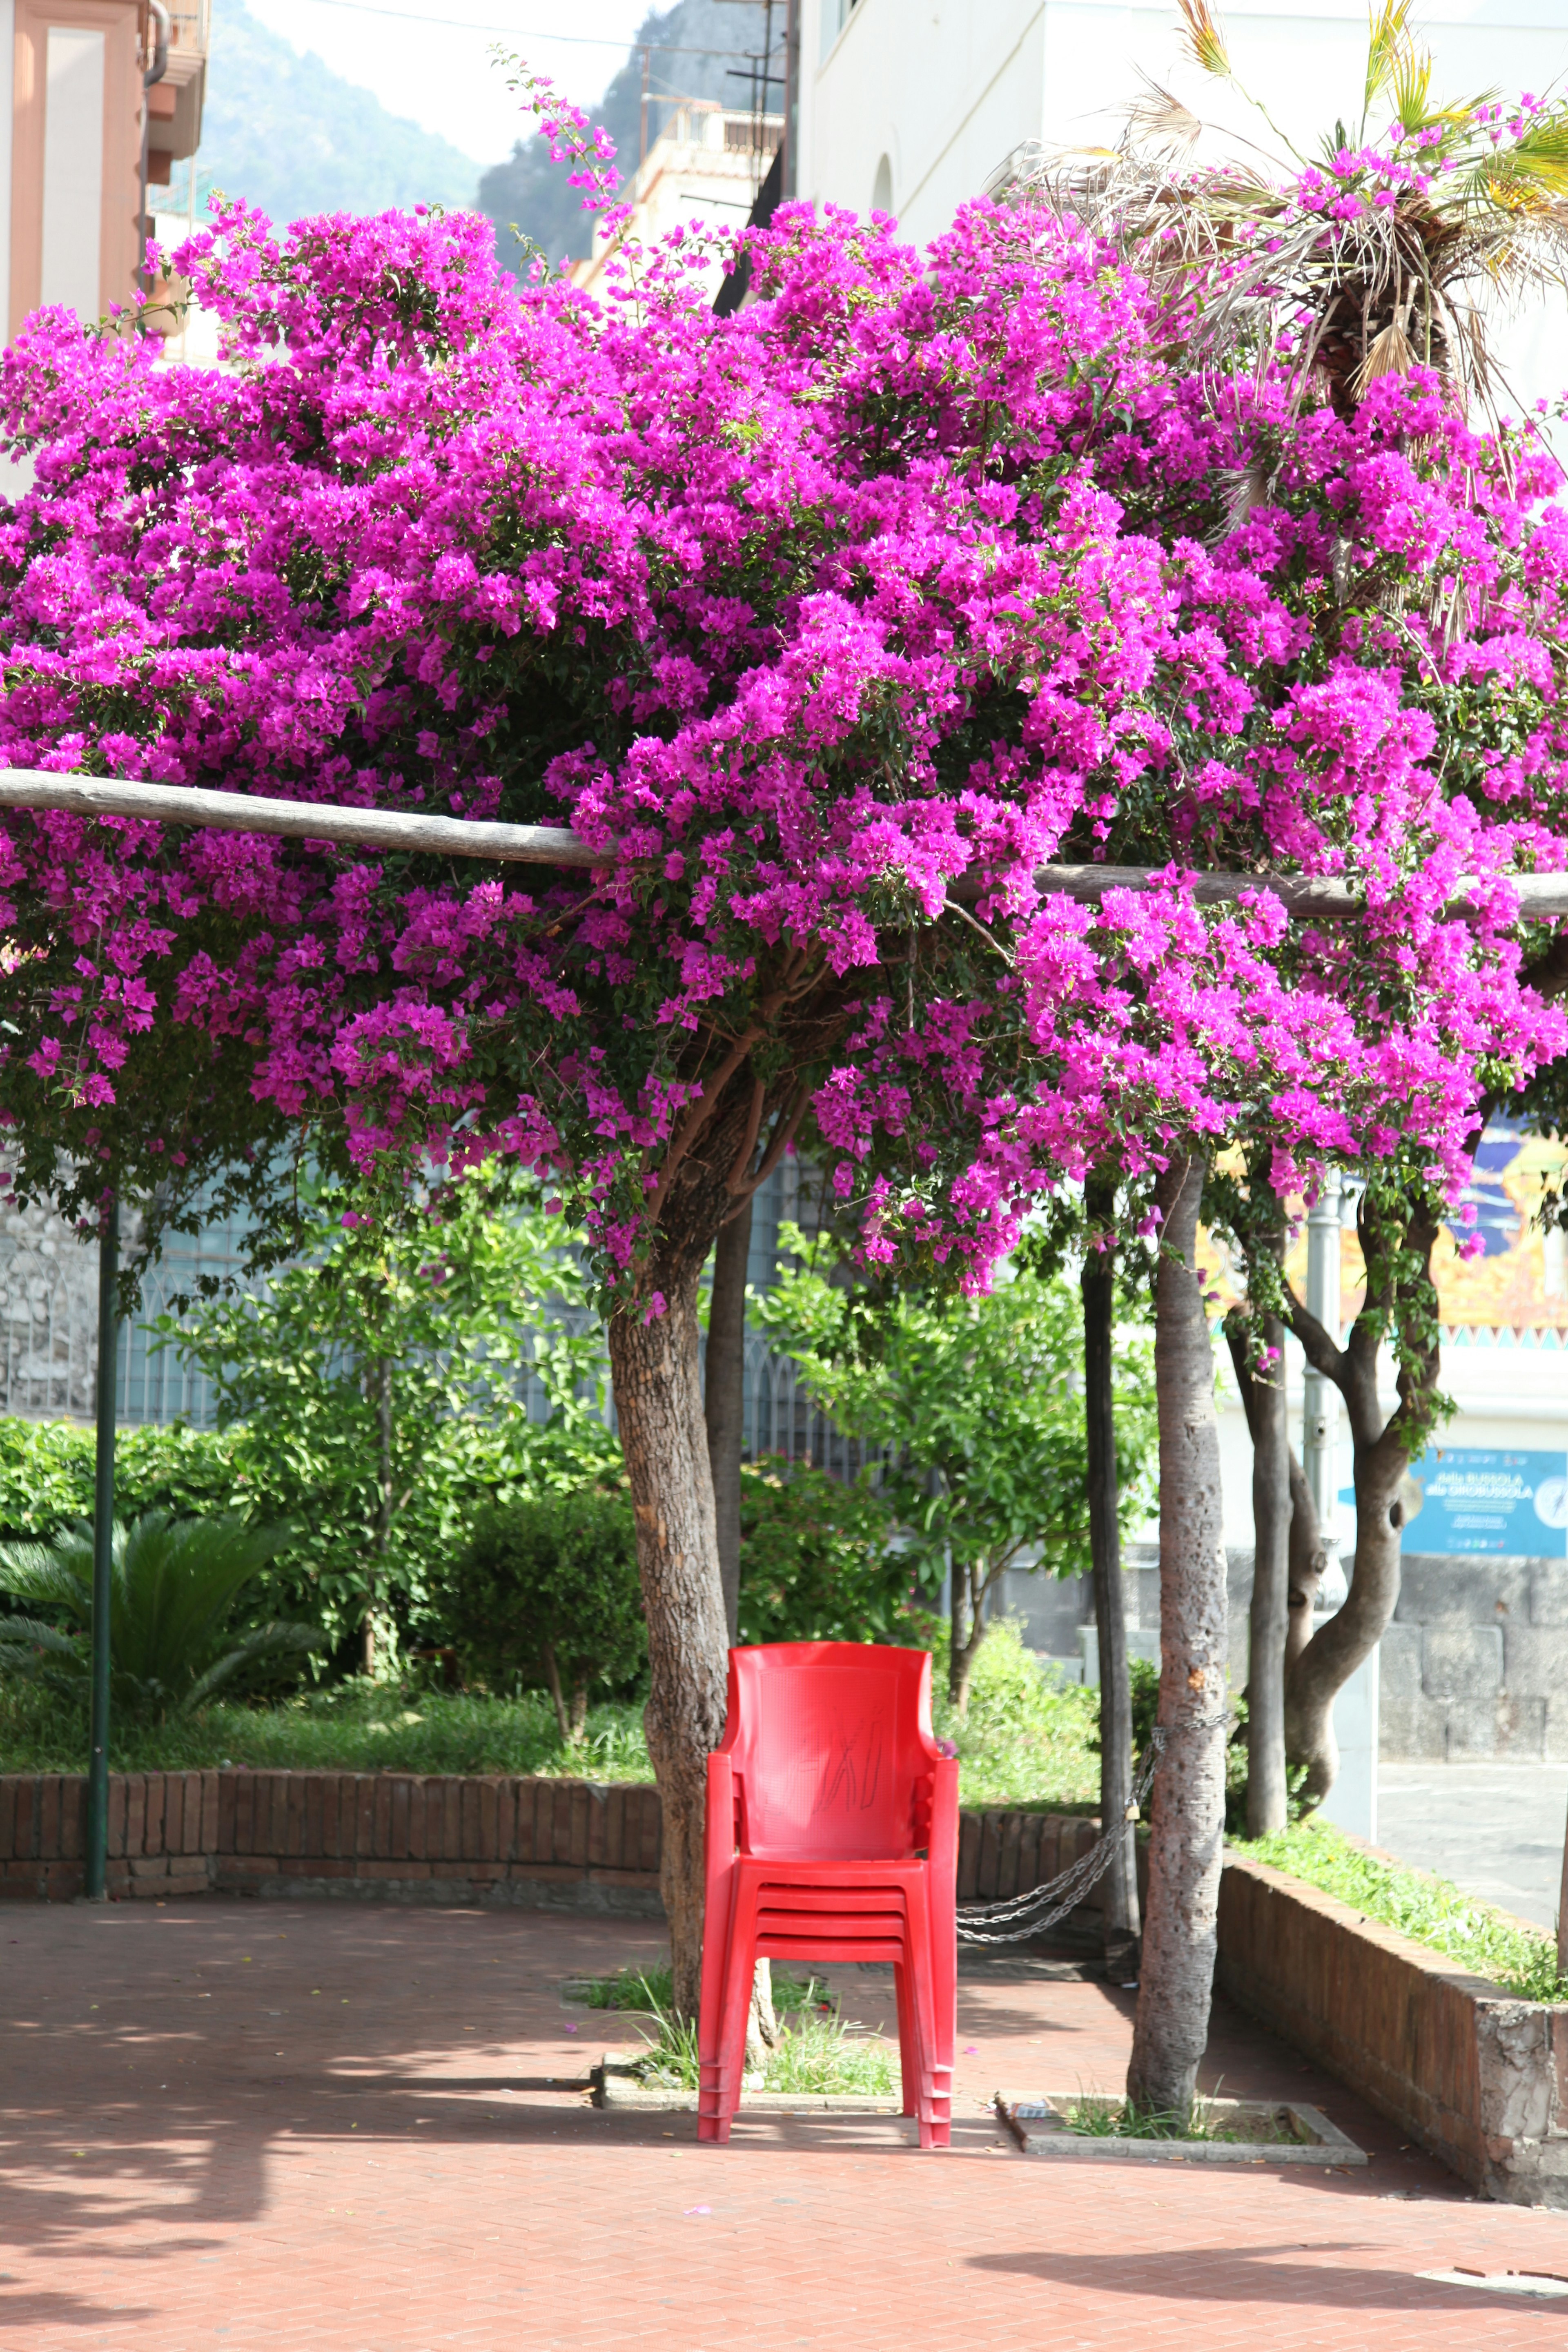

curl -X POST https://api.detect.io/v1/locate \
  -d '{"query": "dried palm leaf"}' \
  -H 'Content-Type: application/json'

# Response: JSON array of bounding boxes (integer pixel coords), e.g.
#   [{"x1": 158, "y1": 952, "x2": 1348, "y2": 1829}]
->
[
  {"x1": 1352, "y1": 313, "x2": 1414, "y2": 397},
  {"x1": 1176, "y1": 0, "x2": 1232, "y2": 81}
]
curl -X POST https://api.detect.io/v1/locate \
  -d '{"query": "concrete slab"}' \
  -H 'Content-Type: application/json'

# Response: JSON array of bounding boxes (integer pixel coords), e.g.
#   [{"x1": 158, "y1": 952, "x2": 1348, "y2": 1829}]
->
[{"x1": 1378, "y1": 1760, "x2": 1568, "y2": 1932}]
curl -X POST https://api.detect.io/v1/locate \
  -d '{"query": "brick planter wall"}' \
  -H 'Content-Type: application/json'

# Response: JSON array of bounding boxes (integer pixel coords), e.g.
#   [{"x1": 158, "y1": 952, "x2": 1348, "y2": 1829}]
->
[
  {"x1": 0, "y1": 1770, "x2": 666, "y2": 1913},
  {"x1": 0, "y1": 1774, "x2": 1106, "y2": 1929},
  {"x1": 1216, "y1": 1849, "x2": 1568, "y2": 2208}
]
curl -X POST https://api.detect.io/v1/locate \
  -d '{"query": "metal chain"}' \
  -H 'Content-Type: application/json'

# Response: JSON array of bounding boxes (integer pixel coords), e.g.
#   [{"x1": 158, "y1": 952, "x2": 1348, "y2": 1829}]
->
[{"x1": 955, "y1": 1713, "x2": 1228, "y2": 1947}]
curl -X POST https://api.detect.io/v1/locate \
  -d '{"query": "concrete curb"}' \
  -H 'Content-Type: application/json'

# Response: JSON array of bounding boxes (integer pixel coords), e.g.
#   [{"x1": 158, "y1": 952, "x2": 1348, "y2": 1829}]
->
[{"x1": 1001, "y1": 2096, "x2": 1367, "y2": 2166}]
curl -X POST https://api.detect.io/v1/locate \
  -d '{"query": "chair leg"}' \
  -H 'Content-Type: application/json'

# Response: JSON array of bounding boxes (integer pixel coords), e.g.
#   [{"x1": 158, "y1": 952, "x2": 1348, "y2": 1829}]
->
[{"x1": 893, "y1": 1960, "x2": 919, "y2": 2118}]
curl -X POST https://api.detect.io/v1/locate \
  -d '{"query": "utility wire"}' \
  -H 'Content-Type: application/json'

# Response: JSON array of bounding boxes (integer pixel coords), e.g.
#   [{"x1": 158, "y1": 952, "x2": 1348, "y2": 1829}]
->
[{"x1": 278, "y1": 0, "x2": 773, "y2": 55}]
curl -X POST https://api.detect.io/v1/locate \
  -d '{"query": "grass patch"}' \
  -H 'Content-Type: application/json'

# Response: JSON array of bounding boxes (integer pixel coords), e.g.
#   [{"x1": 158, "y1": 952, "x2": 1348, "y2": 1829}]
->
[
  {"x1": 627, "y1": 1980, "x2": 898, "y2": 2098},
  {"x1": 0, "y1": 1676, "x2": 656, "y2": 1782},
  {"x1": 0, "y1": 1619, "x2": 1102, "y2": 1811},
  {"x1": 1235, "y1": 1818, "x2": 1568, "y2": 2005},
  {"x1": 573, "y1": 1962, "x2": 817, "y2": 2016},
  {"x1": 1056, "y1": 2091, "x2": 1301, "y2": 2144}
]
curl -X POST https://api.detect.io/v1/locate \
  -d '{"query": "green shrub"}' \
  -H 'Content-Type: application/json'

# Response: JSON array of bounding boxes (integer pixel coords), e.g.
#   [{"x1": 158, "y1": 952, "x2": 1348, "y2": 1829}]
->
[
  {"x1": 737, "y1": 1457, "x2": 924, "y2": 1646},
  {"x1": 0, "y1": 1512, "x2": 324, "y2": 1722},
  {"x1": 930, "y1": 1619, "x2": 1100, "y2": 1808},
  {"x1": 429, "y1": 1488, "x2": 644, "y2": 1738}
]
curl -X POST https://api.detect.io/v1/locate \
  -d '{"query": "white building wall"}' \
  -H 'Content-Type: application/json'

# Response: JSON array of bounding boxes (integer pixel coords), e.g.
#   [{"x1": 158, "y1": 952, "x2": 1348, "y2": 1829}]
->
[
  {"x1": 39, "y1": 24, "x2": 104, "y2": 315},
  {"x1": 798, "y1": 0, "x2": 1568, "y2": 411}
]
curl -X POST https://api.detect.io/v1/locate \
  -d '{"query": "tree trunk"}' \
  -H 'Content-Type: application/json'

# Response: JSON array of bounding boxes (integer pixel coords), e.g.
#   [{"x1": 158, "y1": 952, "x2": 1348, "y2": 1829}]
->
[
  {"x1": 1229, "y1": 1308, "x2": 1290, "y2": 1837},
  {"x1": 705, "y1": 1197, "x2": 753, "y2": 1648},
  {"x1": 1285, "y1": 1198, "x2": 1439, "y2": 1805},
  {"x1": 1285, "y1": 1451, "x2": 1325, "y2": 1673},
  {"x1": 1127, "y1": 1151, "x2": 1228, "y2": 2126},
  {"x1": 949, "y1": 1556, "x2": 990, "y2": 1716},
  {"x1": 744, "y1": 1958, "x2": 777, "y2": 2077},
  {"x1": 1082, "y1": 1176, "x2": 1140, "y2": 1972},
  {"x1": 609, "y1": 1251, "x2": 731, "y2": 2022}
]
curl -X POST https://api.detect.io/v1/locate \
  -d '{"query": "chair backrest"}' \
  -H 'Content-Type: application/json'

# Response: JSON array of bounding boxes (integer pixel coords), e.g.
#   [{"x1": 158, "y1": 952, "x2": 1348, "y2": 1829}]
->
[{"x1": 718, "y1": 1642, "x2": 940, "y2": 1861}]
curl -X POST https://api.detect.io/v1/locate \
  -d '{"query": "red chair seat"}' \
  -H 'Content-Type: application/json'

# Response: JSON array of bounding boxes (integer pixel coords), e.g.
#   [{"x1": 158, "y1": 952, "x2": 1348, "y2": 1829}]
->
[{"x1": 697, "y1": 1643, "x2": 958, "y2": 2146}]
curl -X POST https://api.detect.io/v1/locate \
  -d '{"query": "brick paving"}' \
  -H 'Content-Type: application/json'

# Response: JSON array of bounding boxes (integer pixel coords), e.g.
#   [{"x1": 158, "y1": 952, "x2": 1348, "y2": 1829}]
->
[{"x1": 2, "y1": 1897, "x2": 1566, "y2": 2349}]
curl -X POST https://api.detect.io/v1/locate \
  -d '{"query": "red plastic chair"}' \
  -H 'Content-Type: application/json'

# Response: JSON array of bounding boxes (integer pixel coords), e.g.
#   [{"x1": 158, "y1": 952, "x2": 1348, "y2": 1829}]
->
[{"x1": 697, "y1": 1642, "x2": 958, "y2": 2147}]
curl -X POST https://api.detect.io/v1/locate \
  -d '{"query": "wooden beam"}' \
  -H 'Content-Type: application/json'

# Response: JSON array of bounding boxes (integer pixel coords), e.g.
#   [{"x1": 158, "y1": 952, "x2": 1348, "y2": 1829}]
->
[
  {"x1": 0, "y1": 771, "x2": 598, "y2": 869},
  {"x1": 0, "y1": 770, "x2": 1564, "y2": 918}
]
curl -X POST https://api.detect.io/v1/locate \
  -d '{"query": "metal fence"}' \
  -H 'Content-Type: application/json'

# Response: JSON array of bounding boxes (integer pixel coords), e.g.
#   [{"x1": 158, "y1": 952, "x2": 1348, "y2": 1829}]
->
[{"x1": 0, "y1": 1161, "x2": 858, "y2": 1474}]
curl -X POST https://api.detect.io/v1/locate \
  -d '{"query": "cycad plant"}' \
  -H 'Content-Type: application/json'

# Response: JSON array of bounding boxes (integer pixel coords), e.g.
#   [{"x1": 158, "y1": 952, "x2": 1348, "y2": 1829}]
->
[
  {"x1": 993, "y1": 0, "x2": 1568, "y2": 419},
  {"x1": 0, "y1": 1512, "x2": 324, "y2": 1723}
]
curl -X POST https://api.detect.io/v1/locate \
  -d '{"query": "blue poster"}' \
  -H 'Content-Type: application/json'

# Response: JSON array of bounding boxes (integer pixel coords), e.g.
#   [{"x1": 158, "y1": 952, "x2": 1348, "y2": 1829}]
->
[{"x1": 1399, "y1": 1448, "x2": 1568, "y2": 1557}]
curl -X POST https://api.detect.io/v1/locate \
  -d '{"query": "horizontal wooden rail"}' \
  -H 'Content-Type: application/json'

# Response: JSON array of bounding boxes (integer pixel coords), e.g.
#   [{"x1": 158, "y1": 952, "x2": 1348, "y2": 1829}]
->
[
  {"x1": 2, "y1": 770, "x2": 1566, "y2": 918},
  {"x1": 0, "y1": 771, "x2": 598, "y2": 868}
]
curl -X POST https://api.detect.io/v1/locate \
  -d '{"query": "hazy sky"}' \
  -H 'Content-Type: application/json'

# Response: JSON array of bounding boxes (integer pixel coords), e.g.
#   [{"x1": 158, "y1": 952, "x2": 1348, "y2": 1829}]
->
[{"x1": 242, "y1": 0, "x2": 655, "y2": 165}]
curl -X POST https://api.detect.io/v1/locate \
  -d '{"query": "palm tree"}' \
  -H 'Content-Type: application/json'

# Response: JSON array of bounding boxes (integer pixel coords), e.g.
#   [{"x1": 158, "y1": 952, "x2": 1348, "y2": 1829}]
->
[
  {"x1": 991, "y1": 0, "x2": 1568, "y2": 421},
  {"x1": 0, "y1": 1511, "x2": 323, "y2": 1723}
]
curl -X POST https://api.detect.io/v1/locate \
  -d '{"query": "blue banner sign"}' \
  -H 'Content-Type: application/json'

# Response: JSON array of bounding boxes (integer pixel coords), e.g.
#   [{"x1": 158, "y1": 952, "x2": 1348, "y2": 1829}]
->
[{"x1": 1399, "y1": 1448, "x2": 1568, "y2": 1557}]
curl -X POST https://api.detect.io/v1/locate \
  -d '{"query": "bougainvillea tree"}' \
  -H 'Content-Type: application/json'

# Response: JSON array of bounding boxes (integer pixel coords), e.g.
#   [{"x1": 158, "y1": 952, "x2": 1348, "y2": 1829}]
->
[
  {"x1": 0, "y1": 185, "x2": 1199, "y2": 2007},
  {"x1": 0, "y1": 130, "x2": 1565, "y2": 2097}
]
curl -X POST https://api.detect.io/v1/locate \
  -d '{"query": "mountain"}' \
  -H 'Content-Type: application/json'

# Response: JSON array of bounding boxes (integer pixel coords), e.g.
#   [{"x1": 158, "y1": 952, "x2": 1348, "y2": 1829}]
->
[
  {"x1": 477, "y1": 0, "x2": 771, "y2": 276},
  {"x1": 165, "y1": 0, "x2": 479, "y2": 233}
]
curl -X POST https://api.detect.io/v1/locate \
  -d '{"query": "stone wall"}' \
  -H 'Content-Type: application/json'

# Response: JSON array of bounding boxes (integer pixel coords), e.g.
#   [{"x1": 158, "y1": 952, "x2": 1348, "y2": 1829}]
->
[
  {"x1": 994, "y1": 1545, "x2": 1568, "y2": 1761},
  {"x1": 1384, "y1": 1553, "x2": 1568, "y2": 1761}
]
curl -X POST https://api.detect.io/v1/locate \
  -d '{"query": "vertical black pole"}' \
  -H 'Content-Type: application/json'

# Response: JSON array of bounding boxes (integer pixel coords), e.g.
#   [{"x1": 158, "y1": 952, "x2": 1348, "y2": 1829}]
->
[{"x1": 84, "y1": 1194, "x2": 119, "y2": 1902}]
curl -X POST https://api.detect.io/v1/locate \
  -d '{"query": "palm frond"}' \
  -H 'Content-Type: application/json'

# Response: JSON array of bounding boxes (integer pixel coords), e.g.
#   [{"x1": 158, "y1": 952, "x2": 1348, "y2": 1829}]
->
[
  {"x1": 0, "y1": 1617, "x2": 85, "y2": 1659},
  {"x1": 1125, "y1": 75, "x2": 1205, "y2": 159},
  {"x1": 0, "y1": 1533, "x2": 93, "y2": 1615},
  {"x1": 180, "y1": 1622, "x2": 327, "y2": 1714},
  {"x1": 1176, "y1": 0, "x2": 1231, "y2": 80},
  {"x1": 1364, "y1": 0, "x2": 1414, "y2": 114}
]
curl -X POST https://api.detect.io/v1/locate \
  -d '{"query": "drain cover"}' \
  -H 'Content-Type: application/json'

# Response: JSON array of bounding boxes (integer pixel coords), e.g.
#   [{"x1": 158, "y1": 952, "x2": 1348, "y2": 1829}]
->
[{"x1": 1417, "y1": 2271, "x2": 1568, "y2": 2300}]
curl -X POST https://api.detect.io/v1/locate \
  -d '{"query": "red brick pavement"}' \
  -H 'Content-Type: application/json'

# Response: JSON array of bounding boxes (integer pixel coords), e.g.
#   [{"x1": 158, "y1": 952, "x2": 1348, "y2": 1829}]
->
[{"x1": 2, "y1": 1898, "x2": 1566, "y2": 2351}]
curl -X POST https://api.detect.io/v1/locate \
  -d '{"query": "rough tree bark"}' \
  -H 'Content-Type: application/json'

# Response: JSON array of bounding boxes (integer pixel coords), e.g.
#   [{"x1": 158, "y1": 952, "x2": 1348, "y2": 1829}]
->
[
  {"x1": 1127, "y1": 1151, "x2": 1229, "y2": 2125},
  {"x1": 609, "y1": 1245, "x2": 731, "y2": 2023},
  {"x1": 1225, "y1": 1306, "x2": 1290, "y2": 1837},
  {"x1": 1285, "y1": 1453, "x2": 1326, "y2": 1671},
  {"x1": 606, "y1": 1015, "x2": 817, "y2": 2021},
  {"x1": 1283, "y1": 1196, "x2": 1440, "y2": 1805},
  {"x1": 705, "y1": 1195, "x2": 754, "y2": 1648},
  {"x1": 1082, "y1": 1170, "x2": 1140, "y2": 1973}
]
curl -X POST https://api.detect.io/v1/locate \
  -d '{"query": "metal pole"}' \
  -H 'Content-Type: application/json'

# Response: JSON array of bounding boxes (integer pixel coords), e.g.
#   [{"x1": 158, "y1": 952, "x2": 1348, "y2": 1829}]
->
[
  {"x1": 83, "y1": 1194, "x2": 119, "y2": 1903},
  {"x1": 1302, "y1": 1172, "x2": 1343, "y2": 1605}
]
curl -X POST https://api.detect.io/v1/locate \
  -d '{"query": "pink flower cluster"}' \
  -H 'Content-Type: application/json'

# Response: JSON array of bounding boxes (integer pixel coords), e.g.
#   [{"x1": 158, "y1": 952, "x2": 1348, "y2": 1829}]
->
[{"x1": 0, "y1": 178, "x2": 1561, "y2": 1279}]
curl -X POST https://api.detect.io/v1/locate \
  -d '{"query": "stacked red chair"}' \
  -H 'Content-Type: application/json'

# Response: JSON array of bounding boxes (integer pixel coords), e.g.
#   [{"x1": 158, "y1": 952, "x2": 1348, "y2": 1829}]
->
[{"x1": 697, "y1": 1641, "x2": 959, "y2": 2147}]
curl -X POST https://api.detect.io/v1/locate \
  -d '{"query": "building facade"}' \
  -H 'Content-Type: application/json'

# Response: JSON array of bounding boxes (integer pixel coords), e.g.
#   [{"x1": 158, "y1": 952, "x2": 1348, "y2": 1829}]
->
[{"x1": 3, "y1": 0, "x2": 206, "y2": 339}]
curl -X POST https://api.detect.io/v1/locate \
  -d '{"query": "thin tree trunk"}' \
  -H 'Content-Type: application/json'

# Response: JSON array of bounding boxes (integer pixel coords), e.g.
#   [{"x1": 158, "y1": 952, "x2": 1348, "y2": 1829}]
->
[
  {"x1": 1285, "y1": 1199, "x2": 1439, "y2": 1805},
  {"x1": 705, "y1": 1197, "x2": 753, "y2": 1648},
  {"x1": 1082, "y1": 1174, "x2": 1140, "y2": 1971},
  {"x1": 1128, "y1": 1152, "x2": 1228, "y2": 2126},
  {"x1": 363, "y1": 1354, "x2": 394, "y2": 1679},
  {"x1": 609, "y1": 1252, "x2": 730, "y2": 2022},
  {"x1": 1558, "y1": 1798, "x2": 1568, "y2": 1983},
  {"x1": 541, "y1": 1642, "x2": 570, "y2": 1744}
]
